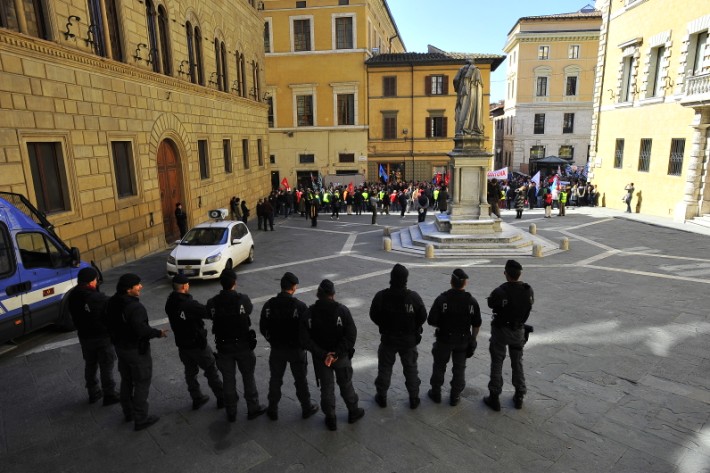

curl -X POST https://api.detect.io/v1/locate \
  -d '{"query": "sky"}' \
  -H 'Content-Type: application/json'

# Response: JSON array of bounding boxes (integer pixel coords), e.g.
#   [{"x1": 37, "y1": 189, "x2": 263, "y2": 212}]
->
[{"x1": 386, "y1": 0, "x2": 595, "y2": 102}]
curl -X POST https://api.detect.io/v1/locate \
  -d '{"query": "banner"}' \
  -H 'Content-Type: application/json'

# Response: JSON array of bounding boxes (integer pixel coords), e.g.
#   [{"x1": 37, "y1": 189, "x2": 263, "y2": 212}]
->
[
  {"x1": 486, "y1": 167, "x2": 508, "y2": 180},
  {"x1": 379, "y1": 164, "x2": 389, "y2": 182},
  {"x1": 530, "y1": 171, "x2": 541, "y2": 187},
  {"x1": 280, "y1": 177, "x2": 289, "y2": 189}
]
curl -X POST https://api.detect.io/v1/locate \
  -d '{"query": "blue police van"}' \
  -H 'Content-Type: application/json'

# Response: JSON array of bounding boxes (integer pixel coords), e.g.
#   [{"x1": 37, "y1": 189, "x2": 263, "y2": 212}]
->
[{"x1": 0, "y1": 192, "x2": 93, "y2": 346}]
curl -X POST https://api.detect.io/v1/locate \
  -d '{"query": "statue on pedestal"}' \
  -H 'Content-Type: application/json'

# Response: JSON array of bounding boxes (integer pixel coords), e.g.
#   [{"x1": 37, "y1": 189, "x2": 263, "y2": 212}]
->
[{"x1": 453, "y1": 60, "x2": 484, "y2": 137}]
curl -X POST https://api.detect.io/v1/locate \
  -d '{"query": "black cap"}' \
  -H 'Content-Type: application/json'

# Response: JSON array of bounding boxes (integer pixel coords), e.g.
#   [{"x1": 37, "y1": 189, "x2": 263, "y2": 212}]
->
[
  {"x1": 390, "y1": 263, "x2": 408, "y2": 287},
  {"x1": 77, "y1": 267, "x2": 98, "y2": 285},
  {"x1": 281, "y1": 272, "x2": 299, "y2": 286},
  {"x1": 219, "y1": 269, "x2": 237, "y2": 285},
  {"x1": 318, "y1": 279, "x2": 335, "y2": 295},
  {"x1": 505, "y1": 260, "x2": 523, "y2": 272},
  {"x1": 452, "y1": 268, "x2": 469, "y2": 281},
  {"x1": 172, "y1": 274, "x2": 189, "y2": 285},
  {"x1": 117, "y1": 273, "x2": 141, "y2": 293}
]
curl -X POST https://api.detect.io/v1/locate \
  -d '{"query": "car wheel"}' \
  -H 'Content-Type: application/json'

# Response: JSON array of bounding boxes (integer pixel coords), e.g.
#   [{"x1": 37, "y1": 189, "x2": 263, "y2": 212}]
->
[
  {"x1": 246, "y1": 246, "x2": 254, "y2": 264},
  {"x1": 225, "y1": 259, "x2": 233, "y2": 270}
]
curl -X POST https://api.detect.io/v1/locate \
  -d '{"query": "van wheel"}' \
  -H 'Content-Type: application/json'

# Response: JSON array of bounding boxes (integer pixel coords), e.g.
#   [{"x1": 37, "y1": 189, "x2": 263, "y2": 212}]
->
[
  {"x1": 246, "y1": 247, "x2": 254, "y2": 264},
  {"x1": 54, "y1": 296, "x2": 76, "y2": 332}
]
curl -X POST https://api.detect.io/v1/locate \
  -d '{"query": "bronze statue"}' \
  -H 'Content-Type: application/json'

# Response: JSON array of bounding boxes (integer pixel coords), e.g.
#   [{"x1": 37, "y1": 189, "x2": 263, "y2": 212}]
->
[{"x1": 453, "y1": 60, "x2": 484, "y2": 137}]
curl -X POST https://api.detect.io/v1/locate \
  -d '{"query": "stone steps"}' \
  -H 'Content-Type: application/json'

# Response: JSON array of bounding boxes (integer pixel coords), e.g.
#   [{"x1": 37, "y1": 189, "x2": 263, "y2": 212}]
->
[{"x1": 689, "y1": 214, "x2": 710, "y2": 229}]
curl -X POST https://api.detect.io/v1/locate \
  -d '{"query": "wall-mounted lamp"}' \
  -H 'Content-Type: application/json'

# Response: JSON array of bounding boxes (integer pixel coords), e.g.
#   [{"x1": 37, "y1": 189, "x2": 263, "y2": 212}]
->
[
  {"x1": 63, "y1": 15, "x2": 81, "y2": 40},
  {"x1": 231, "y1": 80, "x2": 241, "y2": 94},
  {"x1": 83, "y1": 23, "x2": 96, "y2": 46},
  {"x1": 663, "y1": 76, "x2": 674, "y2": 91},
  {"x1": 607, "y1": 88, "x2": 616, "y2": 100},
  {"x1": 208, "y1": 72, "x2": 218, "y2": 87},
  {"x1": 178, "y1": 60, "x2": 190, "y2": 76},
  {"x1": 402, "y1": 128, "x2": 409, "y2": 141},
  {"x1": 133, "y1": 43, "x2": 148, "y2": 62}
]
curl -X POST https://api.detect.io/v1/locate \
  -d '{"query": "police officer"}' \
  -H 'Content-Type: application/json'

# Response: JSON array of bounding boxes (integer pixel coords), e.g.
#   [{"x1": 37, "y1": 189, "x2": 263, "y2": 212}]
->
[
  {"x1": 68, "y1": 267, "x2": 119, "y2": 406},
  {"x1": 427, "y1": 269, "x2": 481, "y2": 406},
  {"x1": 484, "y1": 260, "x2": 534, "y2": 411},
  {"x1": 165, "y1": 274, "x2": 224, "y2": 410},
  {"x1": 207, "y1": 269, "x2": 266, "y2": 422},
  {"x1": 369, "y1": 264, "x2": 427, "y2": 409},
  {"x1": 105, "y1": 273, "x2": 168, "y2": 431},
  {"x1": 299, "y1": 280, "x2": 364, "y2": 431},
  {"x1": 259, "y1": 272, "x2": 319, "y2": 421}
]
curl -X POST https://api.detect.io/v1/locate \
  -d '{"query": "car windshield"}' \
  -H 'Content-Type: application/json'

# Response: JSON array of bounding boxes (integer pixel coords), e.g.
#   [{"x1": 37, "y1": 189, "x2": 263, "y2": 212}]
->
[{"x1": 181, "y1": 228, "x2": 228, "y2": 246}]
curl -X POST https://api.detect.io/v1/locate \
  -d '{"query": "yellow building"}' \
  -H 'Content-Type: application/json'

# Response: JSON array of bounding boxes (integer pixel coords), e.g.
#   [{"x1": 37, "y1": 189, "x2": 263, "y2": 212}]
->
[
  {"x1": 367, "y1": 46, "x2": 504, "y2": 182},
  {"x1": 0, "y1": 0, "x2": 270, "y2": 269},
  {"x1": 590, "y1": 0, "x2": 710, "y2": 221},
  {"x1": 501, "y1": 7, "x2": 602, "y2": 175},
  {"x1": 262, "y1": 0, "x2": 404, "y2": 189}
]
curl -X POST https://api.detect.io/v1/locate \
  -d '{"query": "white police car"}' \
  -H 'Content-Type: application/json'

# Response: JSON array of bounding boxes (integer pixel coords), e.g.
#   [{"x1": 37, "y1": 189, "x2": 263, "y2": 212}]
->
[{"x1": 166, "y1": 209, "x2": 254, "y2": 280}]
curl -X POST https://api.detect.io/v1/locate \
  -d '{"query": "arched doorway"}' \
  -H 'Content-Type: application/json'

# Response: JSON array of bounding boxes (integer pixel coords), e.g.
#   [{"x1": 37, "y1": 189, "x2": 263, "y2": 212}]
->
[{"x1": 157, "y1": 140, "x2": 184, "y2": 243}]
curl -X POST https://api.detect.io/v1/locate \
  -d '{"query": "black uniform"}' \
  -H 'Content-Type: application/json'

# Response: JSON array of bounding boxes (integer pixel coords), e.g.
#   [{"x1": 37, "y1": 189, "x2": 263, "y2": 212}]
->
[
  {"x1": 207, "y1": 289, "x2": 263, "y2": 418},
  {"x1": 68, "y1": 284, "x2": 117, "y2": 403},
  {"x1": 427, "y1": 288, "x2": 481, "y2": 401},
  {"x1": 370, "y1": 287, "x2": 427, "y2": 403},
  {"x1": 105, "y1": 293, "x2": 162, "y2": 425},
  {"x1": 165, "y1": 291, "x2": 224, "y2": 406},
  {"x1": 259, "y1": 292, "x2": 314, "y2": 416},
  {"x1": 487, "y1": 281, "x2": 534, "y2": 397},
  {"x1": 299, "y1": 299, "x2": 359, "y2": 420}
]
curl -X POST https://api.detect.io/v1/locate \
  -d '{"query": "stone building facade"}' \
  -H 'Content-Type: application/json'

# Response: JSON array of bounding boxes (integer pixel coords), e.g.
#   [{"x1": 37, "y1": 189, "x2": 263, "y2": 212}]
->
[{"x1": 0, "y1": 0, "x2": 271, "y2": 270}]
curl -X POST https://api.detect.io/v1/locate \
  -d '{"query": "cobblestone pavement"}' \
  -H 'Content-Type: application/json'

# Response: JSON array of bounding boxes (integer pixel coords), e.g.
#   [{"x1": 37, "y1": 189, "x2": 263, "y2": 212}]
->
[{"x1": 1, "y1": 206, "x2": 709, "y2": 473}]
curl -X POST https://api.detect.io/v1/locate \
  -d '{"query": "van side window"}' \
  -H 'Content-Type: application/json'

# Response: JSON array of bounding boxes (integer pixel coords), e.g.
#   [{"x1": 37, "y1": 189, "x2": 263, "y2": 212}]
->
[
  {"x1": 0, "y1": 223, "x2": 15, "y2": 278},
  {"x1": 16, "y1": 232, "x2": 65, "y2": 269}
]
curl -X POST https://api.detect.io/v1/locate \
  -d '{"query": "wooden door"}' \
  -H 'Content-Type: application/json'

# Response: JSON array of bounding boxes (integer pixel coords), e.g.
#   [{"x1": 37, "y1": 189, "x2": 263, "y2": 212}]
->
[{"x1": 157, "y1": 140, "x2": 183, "y2": 243}]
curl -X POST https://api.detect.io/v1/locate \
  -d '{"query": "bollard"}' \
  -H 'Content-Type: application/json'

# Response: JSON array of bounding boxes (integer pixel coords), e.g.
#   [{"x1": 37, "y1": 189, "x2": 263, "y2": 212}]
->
[
  {"x1": 529, "y1": 223, "x2": 537, "y2": 235},
  {"x1": 425, "y1": 243, "x2": 435, "y2": 259},
  {"x1": 384, "y1": 237, "x2": 392, "y2": 252},
  {"x1": 560, "y1": 237, "x2": 569, "y2": 251},
  {"x1": 532, "y1": 244, "x2": 543, "y2": 257},
  {"x1": 383, "y1": 227, "x2": 391, "y2": 237}
]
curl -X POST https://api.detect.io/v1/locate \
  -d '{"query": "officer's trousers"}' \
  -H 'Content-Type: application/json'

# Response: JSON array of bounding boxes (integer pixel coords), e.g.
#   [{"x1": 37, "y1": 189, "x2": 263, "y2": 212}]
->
[
  {"x1": 488, "y1": 324, "x2": 526, "y2": 396},
  {"x1": 267, "y1": 347, "x2": 312, "y2": 409},
  {"x1": 375, "y1": 343, "x2": 420, "y2": 398},
  {"x1": 430, "y1": 339, "x2": 468, "y2": 397},
  {"x1": 179, "y1": 345, "x2": 224, "y2": 401},
  {"x1": 216, "y1": 343, "x2": 260, "y2": 415},
  {"x1": 115, "y1": 345, "x2": 152, "y2": 424},
  {"x1": 80, "y1": 336, "x2": 116, "y2": 397},
  {"x1": 313, "y1": 356, "x2": 358, "y2": 417}
]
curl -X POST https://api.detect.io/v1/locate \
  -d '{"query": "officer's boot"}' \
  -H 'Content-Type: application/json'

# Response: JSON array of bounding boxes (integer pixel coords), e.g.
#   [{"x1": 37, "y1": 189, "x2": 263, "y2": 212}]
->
[
  {"x1": 513, "y1": 392, "x2": 524, "y2": 409},
  {"x1": 266, "y1": 403, "x2": 278, "y2": 421},
  {"x1": 427, "y1": 388, "x2": 441, "y2": 404},
  {"x1": 348, "y1": 407, "x2": 365, "y2": 424},
  {"x1": 325, "y1": 415, "x2": 337, "y2": 431},
  {"x1": 483, "y1": 394, "x2": 501, "y2": 412}
]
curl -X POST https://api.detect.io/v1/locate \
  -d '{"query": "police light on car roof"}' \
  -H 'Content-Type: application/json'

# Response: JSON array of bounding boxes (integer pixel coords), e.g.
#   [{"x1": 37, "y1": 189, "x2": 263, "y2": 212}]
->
[{"x1": 208, "y1": 209, "x2": 229, "y2": 220}]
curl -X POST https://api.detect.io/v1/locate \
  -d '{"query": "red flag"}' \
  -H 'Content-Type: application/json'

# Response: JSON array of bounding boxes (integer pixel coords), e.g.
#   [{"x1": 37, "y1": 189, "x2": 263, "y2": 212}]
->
[
  {"x1": 444, "y1": 173, "x2": 450, "y2": 186},
  {"x1": 281, "y1": 177, "x2": 289, "y2": 189},
  {"x1": 435, "y1": 173, "x2": 442, "y2": 185},
  {"x1": 348, "y1": 182, "x2": 354, "y2": 194}
]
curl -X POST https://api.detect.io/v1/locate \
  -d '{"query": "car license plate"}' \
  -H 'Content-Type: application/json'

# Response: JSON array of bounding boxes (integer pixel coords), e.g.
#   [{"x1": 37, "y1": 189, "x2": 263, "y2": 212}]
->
[{"x1": 179, "y1": 269, "x2": 197, "y2": 276}]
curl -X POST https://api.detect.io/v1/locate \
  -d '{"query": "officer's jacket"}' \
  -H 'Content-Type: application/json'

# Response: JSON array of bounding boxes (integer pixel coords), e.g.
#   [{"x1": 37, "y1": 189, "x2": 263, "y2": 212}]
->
[
  {"x1": 68, "y1": 284, "x2": 110, "y2": 339},
  {"x1": 300, "y1": 299, "x2": 356, "y2": 360},
  {"x1": 165, "y1": 291, "x2": 210, "y2": 350},
  {"x1": 488, "y1": 281, "x2": 534, "y2": 328},
  {"x1": 105, "y1": 293, "x2": 161, "y2": 350},
  {"x1": 259, "y1": 292, "x2": 307, "y2": 349},
  {"x1": 369, "y1": 287, "x2": 426, "y2": 347},
  {"x1": 427, "y1": 288, "x2": 481, "y2": 342},
  {"x1": 207, "y1": 290, "x2": 253, "y2": 345}
]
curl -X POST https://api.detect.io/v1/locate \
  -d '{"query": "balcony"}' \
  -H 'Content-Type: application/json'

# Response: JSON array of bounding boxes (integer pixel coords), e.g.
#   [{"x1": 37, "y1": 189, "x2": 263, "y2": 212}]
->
[{"x1": 680, "y1": 73, "x2": 710, "y2": 108}]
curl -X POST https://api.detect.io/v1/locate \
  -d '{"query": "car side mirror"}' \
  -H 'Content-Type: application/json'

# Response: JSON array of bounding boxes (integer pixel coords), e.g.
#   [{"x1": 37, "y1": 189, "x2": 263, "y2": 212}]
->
[
  {"x1": 232, "y1": 238, "x2": 241, "y2": 245},
  {"x1": 70, "y1": 247, "x2": 81, "y2": 267},
  {"x1": 175, "y1": 240, "x2": 181, "y2": 244}
]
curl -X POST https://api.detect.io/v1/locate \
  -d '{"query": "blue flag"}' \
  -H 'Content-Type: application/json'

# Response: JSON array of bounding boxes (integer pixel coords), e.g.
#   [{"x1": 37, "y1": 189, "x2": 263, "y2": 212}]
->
[{"x1": 379, "y1": 164, "x2": 388, "y2": 182}]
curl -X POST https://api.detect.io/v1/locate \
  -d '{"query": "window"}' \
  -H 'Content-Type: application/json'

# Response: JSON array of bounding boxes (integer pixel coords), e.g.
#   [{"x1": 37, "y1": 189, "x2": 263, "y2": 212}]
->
[
  {"x1": 667, "y1": 138, "x2": 685, "y2": 176},
  {"x1": 536, "y1": 76, "x2": 548, "y2": 97},
  {"x1": 293, "y1": 18, "x2": 312, "y2": 52},
  {"x1": 426, "y1": 116, "x2": 447, "y2": 138},
  {"x1": 145, "y1": 0, "x2": 166, "y2": 73},
  {"x1": 383, "y1": 76, "x2": 397, "y2": 97},
  {"x1": 638, "y1": 138, "x2": 652, "y2": 172},
  {"x1": 252, "y1": 60, "x2": 261, "y2": 100},
  {"x1": 569, "y1": 45, "x2": 580, "y2": 59},
  {"x1": 242, "y1": 139, "x2": 250, "y2": 169},
  {"x1": 269, "y1": 154, "x2": 276, "y2": 165},
  {"x1": 339, "y1": 153, "x2": 355, "y2": 163},
  {"x1": 690, "y1": 31, "x2": 708, "y2": 76},
  {"x1": 186, "y1": 22, "x2": 204, "y2": 85},
  {"x1": 223, "y1": 139, "x2": 232, "y2": 173},
  {"x1": 565, "y1": 76, "x2": 578, "y2": 96},
  {"x1": 264, "y1": 21, "x2": 271, "y2": 53},
  {"x1": 383, "y1": 114, "x2": 397, "y2": 139},
  {"x1": 337, "y1": 94, "x2": 355, "y2": 125},
  {"x1": 17, "y1": 232, "x2": 64, "y2": 269},
  {"x1": 0, "y1": 223, "x2": 14, "y2": 278},
  {"x1": 426, "y1": 75, "x2": 448, "y2": 95},
  {"x1": 563, "y1": 113, "x2": 574, "y2": 134},
  {"x1": 111, "y1": 141, "x2": 137, "y2": 197},
  {"x1": 296, "y1": 95, "x2": 314, "y2": 126},
  {"x1": 299, "y1": 154, "x2": 315, "y2": 164},
  {"x1": 235, "y1": 52, "x2": 247, "y2": 97},
  {"x1": 335, "y1": 16, "x2": 354, "y2": 50},
  {"x1": 530, "y1": 145, "x2": 545, "y2": 161},
  {"x1": 338, "y1": 0, "x2": 349, "y2": 4},
  {"x1": 215, "y1": 39, "x2": 228, "y2": 91},
  {"x1": 198, "y1": 140, "x2": 209, "y2": 178},
  {"x1": 267, "y1": 97, "x2": 274, "y2": 127},
  {"x1": 27, "y1": 142, "x2": 70, "y2": 214},
  {"x1": 613, "y1": 138, "x2": 624, "y2": 168},
  {"x1": 559, "y1": 146, "x2": 574, "y2": 160},
  {"x1": 1, "y1": 0, "x2": 49, "y2": 39},
  {"x1": 648, "y1": 46, "x2": 666, "y2": 98},
  {"x1": 538, "y1": 46, "x2": 549, "y2": 60},
  {"x1": 621, "y1": 55, "x2": 635, "y2": 102},
  {"x1": 534, "y1": 113, "x2": 545, "y2": 134},
  {"x1": 296, "y1": 1, "x2": 306, "y2": 7},
  {"x1": 157, "y1": 6, "x2": 172, "y2": 74},
  {"x1": 257, "y1": 139, "x2": 263, "y2": 166}
]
